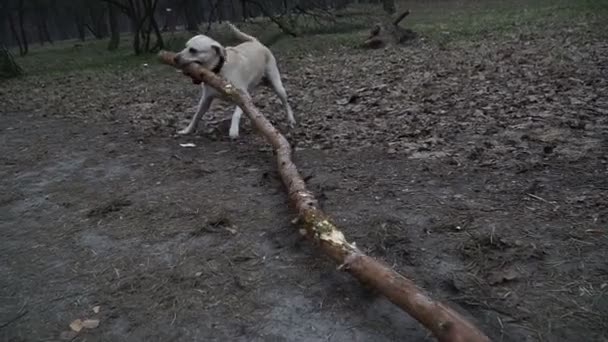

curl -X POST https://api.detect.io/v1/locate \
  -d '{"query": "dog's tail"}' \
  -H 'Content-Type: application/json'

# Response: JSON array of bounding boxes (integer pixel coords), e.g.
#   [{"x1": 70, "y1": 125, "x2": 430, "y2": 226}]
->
[{"x1": 227, "y1": 22, "x2": 258, "y2": 42}]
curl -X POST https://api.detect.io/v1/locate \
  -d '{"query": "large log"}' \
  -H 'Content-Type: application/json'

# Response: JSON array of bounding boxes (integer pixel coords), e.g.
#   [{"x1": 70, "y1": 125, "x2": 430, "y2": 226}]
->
[
  {"x1": 158, "y1": 50, "x2": 490, "y2": 342},
  {"x1": 362, "y1": 9, "x2": 417, "y2": 49}
]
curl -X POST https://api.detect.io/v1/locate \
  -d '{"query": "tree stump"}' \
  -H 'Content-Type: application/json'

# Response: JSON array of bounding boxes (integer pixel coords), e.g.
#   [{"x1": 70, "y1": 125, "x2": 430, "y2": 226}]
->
[
  {"x1": 361, "y1": 10, "x2": 417, "y2": 49},
  {"x1": 0, "y1": 45, "x2": 23, "y2": 79}
]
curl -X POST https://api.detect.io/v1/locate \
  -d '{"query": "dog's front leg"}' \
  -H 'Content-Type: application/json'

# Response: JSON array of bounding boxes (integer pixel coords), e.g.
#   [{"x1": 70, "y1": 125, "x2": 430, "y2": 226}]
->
[
  {"x1": 229, "y1": 106, "x2": 244, "y2": 139},
  {"x1": 178, "y1": 88, "x2": 213, "y2": 135}
]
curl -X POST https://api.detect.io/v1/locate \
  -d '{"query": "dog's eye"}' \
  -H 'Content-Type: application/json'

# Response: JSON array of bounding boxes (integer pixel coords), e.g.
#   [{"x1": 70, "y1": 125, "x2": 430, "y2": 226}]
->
[{"x1": 189, "y1": 48, "x2": 198, "y2": 54}]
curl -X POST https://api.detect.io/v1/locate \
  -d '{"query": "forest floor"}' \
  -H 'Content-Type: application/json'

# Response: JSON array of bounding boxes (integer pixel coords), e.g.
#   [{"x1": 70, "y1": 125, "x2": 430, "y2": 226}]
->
[{"x1": 1, "y1": 0, "x2": 607, "y2": 341}]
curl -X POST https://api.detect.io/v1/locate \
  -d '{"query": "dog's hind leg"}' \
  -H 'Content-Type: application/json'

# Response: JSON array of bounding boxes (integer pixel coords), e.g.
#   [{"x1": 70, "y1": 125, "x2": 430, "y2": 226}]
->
[
  {"x1": 265, "y1": 57, "x2": 295, "y2": 127},
  {"x1": 178, "y1": 88, "x2": 213, "y2": 135}
]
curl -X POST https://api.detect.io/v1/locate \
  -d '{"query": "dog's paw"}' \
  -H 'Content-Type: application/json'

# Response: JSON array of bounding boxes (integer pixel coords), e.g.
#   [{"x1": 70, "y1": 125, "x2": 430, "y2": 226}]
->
[
  {"x1": 177, "y1": 128, "x2": 193, "y2": 135},
  {"x1": 229, "y1": 129, "x2": 239, "y2": 139}
]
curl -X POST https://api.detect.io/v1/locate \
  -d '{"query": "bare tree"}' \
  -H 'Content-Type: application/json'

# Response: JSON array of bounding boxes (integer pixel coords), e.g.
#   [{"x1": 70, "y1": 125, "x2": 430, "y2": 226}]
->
[
  {"x1": 107, "y1": 2, "x2": 120, "y2": 50},
  {"x1": 102, "y1": 0, "x2": 164, "y2": 54},
  {"x1": 7, "y1": 10, "x2": 25, "y2": 55},
  {"x1": 18, "y1": 0, "x2": 29, "y2": 55},
  {"x1": 181, "y1": 0, "x2": 200, "y2": 32},
  {"x1": 86, "y1": 2, "x2": 109, "y2": 39},
  {"x1": 33, "y1": 0, "x2": 53, "y2": 45}
]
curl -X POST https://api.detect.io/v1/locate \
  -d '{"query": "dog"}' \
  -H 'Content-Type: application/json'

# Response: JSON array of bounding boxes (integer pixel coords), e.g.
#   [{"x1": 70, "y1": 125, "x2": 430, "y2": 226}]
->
[{"x1": 173, "y1": 23, "x2": 295, "y2": 138}]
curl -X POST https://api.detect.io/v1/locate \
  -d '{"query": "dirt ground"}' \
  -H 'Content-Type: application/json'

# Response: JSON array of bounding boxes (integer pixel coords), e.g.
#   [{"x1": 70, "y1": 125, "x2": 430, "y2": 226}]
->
[{"x1": 2, "y1": 15, "x2": 608, "y2": 342}]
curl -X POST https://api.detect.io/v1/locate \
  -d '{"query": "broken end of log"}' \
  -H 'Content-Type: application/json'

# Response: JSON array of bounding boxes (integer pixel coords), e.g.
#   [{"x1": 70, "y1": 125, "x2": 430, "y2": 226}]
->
[
  {"x1": 361, "y1": 38, "x2": 386, "y2": 49},
  {"x1": 360, "y1": 9, "x2": 417, "y2": 49},
  {"x1": 393, "y1": 9, "x2": 411, "y2": 26}
]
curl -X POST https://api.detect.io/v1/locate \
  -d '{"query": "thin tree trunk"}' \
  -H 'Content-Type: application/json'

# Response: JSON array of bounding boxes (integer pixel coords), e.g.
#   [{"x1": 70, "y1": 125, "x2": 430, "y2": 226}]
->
[
  {"x1": 8, "y1": 13, "x2": 24, "y2": 55},
  {"x1": 144, "y1": 20, "x2": 152, "y2": 52},
  {"x1": 42, "y1": 19, "x2": 53, "y2": 44},
  {"x1": 159, "y1": 50, "x2": 492, "y2": 342},
  {"x1": 216, "y1": 0, "x2": 225, "y2": 23},
  {"x1": 149, "y1": 0, "x2": 163, "y2": 50},
  {"x1": 150, "y1": 15, "x2": 164, "y2": 51},
  {"x1": 240, "y1": 0, "x2": 248, "y2": 20},
  {"x1": 184, "y1": 0, "x2": 198, "y2": 32},
  {"x1": 129, "y1": 0, "x2": 145, "y2": 54},
  {"x1": 37, "y1": 23, "x2": 45, "y2": 46},
  {"x1": 75, "y1": 15, "x2": 86, "y2": 41},
  {"x1": 132, "y1": 18, "x2": 142, "y2": 54},
  {"x1": 18, "y1": 0, "x2": 28, "y2": 56},
  {"x1": 107, "y1": 3, "x2": 120, "y2": 50},
  {"x1": 36, "y1": 10, "x2": 52, "y2": 46},
  {"x1": 90, "y1": 7, "x2": 108, "y2": 39}
]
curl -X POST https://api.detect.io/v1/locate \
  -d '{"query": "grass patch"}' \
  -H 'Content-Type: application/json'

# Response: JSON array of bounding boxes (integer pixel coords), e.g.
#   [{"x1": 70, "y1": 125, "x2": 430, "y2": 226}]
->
[{"x1": 400, "y1": 0, "x2": 608, "y2": 41}]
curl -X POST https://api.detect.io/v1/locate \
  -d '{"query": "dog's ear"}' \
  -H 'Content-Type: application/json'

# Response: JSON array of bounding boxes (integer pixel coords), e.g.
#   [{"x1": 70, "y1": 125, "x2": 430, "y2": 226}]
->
[{"x1": 211, "y1": 43, "x2": 226, "y2": 60}]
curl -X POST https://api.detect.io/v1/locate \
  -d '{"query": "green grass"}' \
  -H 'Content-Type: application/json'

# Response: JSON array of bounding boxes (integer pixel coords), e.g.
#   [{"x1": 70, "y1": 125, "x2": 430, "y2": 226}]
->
[
  {"x1": 5, "y1": 0, "x2": 607, "y2": 78},
  {"x1": 398, "y1": 0, "x2": 608, "y2": 41}
]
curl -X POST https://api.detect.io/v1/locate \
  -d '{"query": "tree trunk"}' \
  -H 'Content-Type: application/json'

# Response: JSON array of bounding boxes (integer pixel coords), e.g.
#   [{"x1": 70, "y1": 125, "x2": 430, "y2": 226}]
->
[
  {"x1": 150, "y1": 14, "x2": 164, "y2": 51},
  {"x1": 107, "y1": 3, "x2": 120, "y2": 50},
  {"x1": 0, "y1": 44, "x2": 23, "y2": 79},
  {"x1": 184, "y1": 0, "x2": 198, "y2": 32},
  {"x1": 382, "y1": 0, "x2": 395, "y2": 14},
  {"x1": 94, "y1": 7, "x2": 109, "y2": 39},
  {"x1": 8, "y1": 13, "x2": 24, "y2": 55},
  {"x1": 144, "y1": 0, "x2": 163, "y2": 51},
  {"x1": 240, "y1": 0, "x2": 249, "y2": 20},
  {"x1": 36, "y1": 9, "x2": 52, "y2": 46},
  {"x1": 37, "y1": 23, "x2": 45, "y2": 46},
  {"x1": 18, "y1": 0, "x2": 28, "y2": 56},
  {"x1": 159, "y1": 50, "x2": 492, "y2": 342},
  {"x1": 216, "y1": 0, "x2": 225, "y2": 23},
  {"x1": 42, "y1": 18, "x2": 53, "y2": 44},
  {"x1": 129, "y1": 0, "x2": 146, "y2": 55},
  {"x1": 132, "y1": 19, "x2": 142, "y2": 55},
  {"x1": 75, "y1": 16, "x2": 86, "y2": 41}
]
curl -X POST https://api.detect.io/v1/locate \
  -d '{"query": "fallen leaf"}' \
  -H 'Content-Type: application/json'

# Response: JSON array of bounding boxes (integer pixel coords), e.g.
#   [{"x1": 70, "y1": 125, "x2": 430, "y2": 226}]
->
[
  {"x1": 179, "y1": 143, "x2": 196, "y2": 148},
  {"x1": 81, "y1": 319, "x2": 100, "y2": 329},
  {"x1": 69, "y1": 319, "x2": 83, "y2": 332},
  {"x1": 92, "y1": 306, "x2": 100, "y2": 314},
  {"x1": 488, "y1": 269, "x2": 520, "y2": 285}
]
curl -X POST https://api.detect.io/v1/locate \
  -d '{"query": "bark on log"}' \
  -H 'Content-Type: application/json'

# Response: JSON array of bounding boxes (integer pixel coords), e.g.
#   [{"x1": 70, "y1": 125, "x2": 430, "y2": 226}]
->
[
  {"x1": 158, "y1": 50, "x2": 491, "y2": 342},
  {"x1": 362, "y1": 9, "x2": 417, "y2": 49}
]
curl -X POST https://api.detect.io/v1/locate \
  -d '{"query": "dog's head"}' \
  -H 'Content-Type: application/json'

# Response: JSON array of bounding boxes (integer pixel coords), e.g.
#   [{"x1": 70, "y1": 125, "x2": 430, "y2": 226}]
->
[{"x1": 174, "y1": 35, "x2": 226, "y2": 69}]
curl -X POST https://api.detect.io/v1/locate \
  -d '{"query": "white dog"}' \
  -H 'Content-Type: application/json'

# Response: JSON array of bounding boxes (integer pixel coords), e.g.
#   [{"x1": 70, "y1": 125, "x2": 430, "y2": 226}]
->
[{"x1": 173, "y1": 23, "x2": 295, "y2": 138}]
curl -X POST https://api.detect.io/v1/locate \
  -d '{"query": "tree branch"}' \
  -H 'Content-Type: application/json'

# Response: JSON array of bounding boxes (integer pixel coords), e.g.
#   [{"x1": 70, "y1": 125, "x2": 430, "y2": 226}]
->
[
  {"x1": 244, "y1": 0, "x2": 298, "y2": 37},
  {"x1": 157, "y1": 50, "x2": 491, "y2": 342},
  {"x1": 393, "y1": 9, "x2": 410, "y2": 26},
  {"x1": 100, "y1": 0, "x2": 130, "y2": 14}
]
